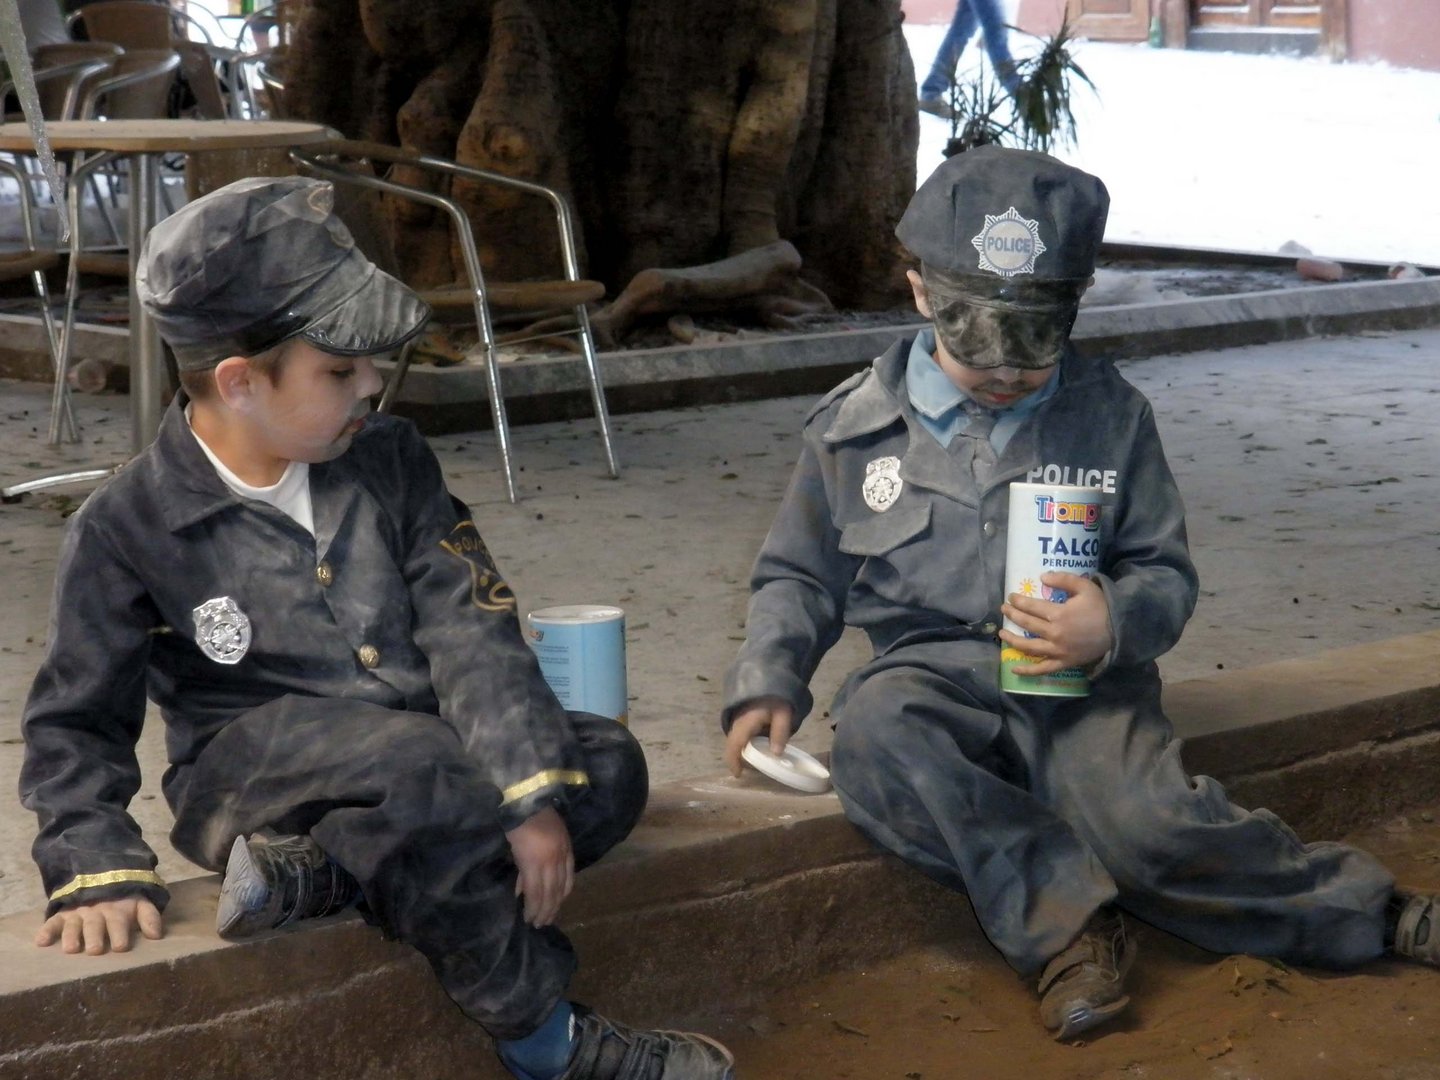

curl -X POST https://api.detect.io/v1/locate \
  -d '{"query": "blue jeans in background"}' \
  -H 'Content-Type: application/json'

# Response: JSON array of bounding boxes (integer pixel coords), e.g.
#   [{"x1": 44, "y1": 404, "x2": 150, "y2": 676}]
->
[{"x1": 920, "y1": 0, "x2": 1021, "y2": 100}]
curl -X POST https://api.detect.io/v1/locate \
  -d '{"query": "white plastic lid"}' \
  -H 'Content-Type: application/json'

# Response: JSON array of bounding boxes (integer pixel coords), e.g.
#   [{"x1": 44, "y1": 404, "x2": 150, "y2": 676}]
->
[
  {"x1": 741, "y1": 737, "x2": 832, "y2": 794},
  {"x1": 527, "y1": 605, "x2": 625, "y2": 624}
]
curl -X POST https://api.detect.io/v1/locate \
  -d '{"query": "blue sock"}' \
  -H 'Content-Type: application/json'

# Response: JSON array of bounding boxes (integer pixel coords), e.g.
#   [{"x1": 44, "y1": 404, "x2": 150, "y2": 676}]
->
[{"x1": 497, "y1": 1000, "x2": 576, "y2": 1080}]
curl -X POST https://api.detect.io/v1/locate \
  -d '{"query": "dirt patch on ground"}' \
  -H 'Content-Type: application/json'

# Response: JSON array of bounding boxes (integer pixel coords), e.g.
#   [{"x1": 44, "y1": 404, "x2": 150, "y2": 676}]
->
[{"x1": 718, "y1": 804, "x2": 1440, "y2": 1079}]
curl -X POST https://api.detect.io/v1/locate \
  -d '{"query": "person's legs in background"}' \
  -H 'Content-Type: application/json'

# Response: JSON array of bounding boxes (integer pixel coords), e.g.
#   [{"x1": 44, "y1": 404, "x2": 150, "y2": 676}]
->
[
  {"x1": 968, "y1": 0, "x2": 1021, "y2": 94},
  {"x1": 918, "y1": 0, "x2": 1020, "y2": 117},
  {"x1": 919, "y1": 0, "x2": 980, "y2": 115}
]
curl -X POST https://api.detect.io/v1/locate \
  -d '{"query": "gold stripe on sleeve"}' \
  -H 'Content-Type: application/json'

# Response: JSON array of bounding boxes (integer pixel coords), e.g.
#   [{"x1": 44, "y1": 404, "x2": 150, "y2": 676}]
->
[
  {"x1": 501, "y1": 769, "x2": 591, "y2": 805},
  {"x1": 49, "y1": 868, "x2": 167, "y2": 903}
]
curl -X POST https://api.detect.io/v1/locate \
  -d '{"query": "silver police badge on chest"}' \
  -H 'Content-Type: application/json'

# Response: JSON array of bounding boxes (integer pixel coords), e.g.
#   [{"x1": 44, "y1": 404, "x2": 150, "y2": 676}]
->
[
  {"x1": 862, "y1": 456, "x2": 904, "y2": 512},
  {"x1": 192, "y1": 596, "x2": 252, "y2": 665}
]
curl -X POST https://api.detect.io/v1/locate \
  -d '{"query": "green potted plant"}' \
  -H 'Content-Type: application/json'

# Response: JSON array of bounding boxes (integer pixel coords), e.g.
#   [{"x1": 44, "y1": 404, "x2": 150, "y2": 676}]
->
[{"x1": 942, "y1": 15, "x2": 1095, "y2": 158}]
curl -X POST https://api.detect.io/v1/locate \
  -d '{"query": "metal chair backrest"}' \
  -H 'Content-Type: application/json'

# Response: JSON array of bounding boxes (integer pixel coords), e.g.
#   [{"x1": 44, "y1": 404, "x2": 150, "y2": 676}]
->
[
  {"x1": 3, "y1": 55, "x2": 117, "y2": 120},
  {"x1": 234, "y1": 0, "x2": 307, "y2": 51},
  {"x1": 78, "y1": 48, "x2": 182, "y2": 120},
  {"x1": 67, "y1": 1, "x2": 214, "y2": 50},
  {"x1": 291, "y1": 139, "x2": 620, "y2": 503},
  {"x1": 28, "y1": 44, "x2": 123, "y2": 117}
]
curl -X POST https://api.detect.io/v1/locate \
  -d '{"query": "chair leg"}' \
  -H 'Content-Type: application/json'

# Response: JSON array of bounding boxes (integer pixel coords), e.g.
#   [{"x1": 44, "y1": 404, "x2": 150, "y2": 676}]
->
[
  {"x1": 2, "y1": 467, "x2": 120, "y2": 503},
  {"x1": 48, "y1": 153, "x2": 115, "y2": 446},
  {"x1": 377, "y1": 338, "x2": 417, "y2": 415},
  {"x1": 479, "y1": 339, "x2": 520, "y2": 504},
  {"x1": 48, "y1": 175, "x2": 87, "y2": 446},
  {"x1": 33, "y1": 265, "x2": 79, "y2": 445},
  {"x1": 573, "y1": 304, "x2": 620, "y2": 479},
  {"x1": 85, "y1": 173, "x2": 123, "y2": 247}
]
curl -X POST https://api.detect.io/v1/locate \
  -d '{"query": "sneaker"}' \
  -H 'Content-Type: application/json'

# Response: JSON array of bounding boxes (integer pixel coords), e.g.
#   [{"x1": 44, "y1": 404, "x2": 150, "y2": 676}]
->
[
  {"x1": 1392, "y1": 891, "x2": 1440, "y2": 965},
  {"x1": 555, "y1": 1005, "x2": 734, "y2": 1080},
  {"x1": 1036, "y1": 909, "x2": 1134, "y2": 1041},
  {"x1": 215, "y1": 832, "x2": 360, "y2": 940},
  {"x1": 917, "y1": 95, "x2": 955, "y2": 121}
]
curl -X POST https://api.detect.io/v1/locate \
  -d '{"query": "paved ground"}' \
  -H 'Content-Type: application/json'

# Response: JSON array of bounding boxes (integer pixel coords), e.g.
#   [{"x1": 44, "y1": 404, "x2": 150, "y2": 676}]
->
[{"x1": 0, "y1": 325, "x2": 1437, "y2": 917}]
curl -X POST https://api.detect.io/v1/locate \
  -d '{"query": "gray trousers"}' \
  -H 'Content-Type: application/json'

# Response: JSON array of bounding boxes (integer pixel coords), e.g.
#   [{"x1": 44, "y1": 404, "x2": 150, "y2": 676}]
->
[
  {"x1": 168, "y1": 697, "x2": 647, "y2": 1040},
  {"x1": 827, "y1": 643, "x2": 1394, "y2": 977}
]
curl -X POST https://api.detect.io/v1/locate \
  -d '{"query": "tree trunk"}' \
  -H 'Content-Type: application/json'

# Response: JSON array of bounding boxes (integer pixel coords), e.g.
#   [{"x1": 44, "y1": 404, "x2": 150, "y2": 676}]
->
[{"x1": 285, "y1": 0, "x2": 915, "y2": 332}]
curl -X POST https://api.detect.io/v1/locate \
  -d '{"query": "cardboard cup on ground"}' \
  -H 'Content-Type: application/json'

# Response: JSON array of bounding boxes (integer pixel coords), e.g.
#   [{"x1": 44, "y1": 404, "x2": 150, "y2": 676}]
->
[
  {"x1": 1001, "y1": 483, "x2": 1104, "y2": 697},
  {"x1": 525, "y1": 605, "x2": 628, "y2": 724}
]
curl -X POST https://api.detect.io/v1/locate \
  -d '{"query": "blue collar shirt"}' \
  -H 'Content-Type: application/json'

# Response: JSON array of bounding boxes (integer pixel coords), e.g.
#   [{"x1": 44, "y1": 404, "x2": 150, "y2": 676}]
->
[{"x1": 904, "y1": 327, "x2": 1058, "y2": 454}]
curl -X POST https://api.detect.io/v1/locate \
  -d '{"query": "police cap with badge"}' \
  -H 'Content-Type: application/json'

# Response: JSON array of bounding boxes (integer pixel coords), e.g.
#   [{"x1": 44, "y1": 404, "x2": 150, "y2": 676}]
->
[
  {"x1": 896, "y1": 146, "x2": 1109, "y2": 370},
  {"x1": 135, "y1": 176, "x2": 431, "y2": 372}
]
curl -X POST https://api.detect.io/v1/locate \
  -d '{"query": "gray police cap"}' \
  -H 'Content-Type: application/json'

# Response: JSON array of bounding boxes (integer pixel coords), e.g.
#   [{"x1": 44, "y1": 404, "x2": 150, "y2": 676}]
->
[
  {"x1": 135, "y1": 176, "x2": 431, "y2": 371},
  {"x1": 896, "y1": 146, "x2": 1109, "y2": 289}
]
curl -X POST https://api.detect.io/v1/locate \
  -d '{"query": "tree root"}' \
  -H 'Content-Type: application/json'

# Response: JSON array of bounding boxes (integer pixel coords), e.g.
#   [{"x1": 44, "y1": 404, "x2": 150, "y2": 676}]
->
[{"x1": 591, "y1": 240, "x2": 833, "y2": 345}]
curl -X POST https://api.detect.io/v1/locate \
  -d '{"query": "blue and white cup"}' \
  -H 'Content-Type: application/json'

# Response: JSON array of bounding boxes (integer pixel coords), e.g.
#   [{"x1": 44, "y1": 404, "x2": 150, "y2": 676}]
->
[{"x1": 525, "y1": 605, "x2": 629, "y2": 725}]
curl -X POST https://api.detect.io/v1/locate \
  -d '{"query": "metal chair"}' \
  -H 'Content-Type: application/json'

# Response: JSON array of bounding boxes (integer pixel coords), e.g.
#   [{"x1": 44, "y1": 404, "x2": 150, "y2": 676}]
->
[
  {"x1": 231, "y1": 0, "x2": 306, "y2": 119},
  {"x1": 67, "y1": 1, "x2": 238, "y2": 119},
  {"x1": 21, "y1": 43, "x2": 123, "y2": 119},
  {"x1": 291, "y1": 139, "x2": 619, "y2": 504},
  {"x1": 0, "y1": 157, "x2": 76, "y2": 446},
  {"x1": 1, "y1": 45, "x2": 126, "y2": 256},
  {"x1": 78, "y1": 48, "x2": 183, "y2": 121},
  {"x1": 67, "y1": 1, "x2": 217, "y2": 51}
]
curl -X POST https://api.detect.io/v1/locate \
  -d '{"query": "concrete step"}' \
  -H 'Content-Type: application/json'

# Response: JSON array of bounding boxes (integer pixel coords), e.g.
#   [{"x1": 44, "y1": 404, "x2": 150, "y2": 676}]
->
[{"x1": 3, "y1": 631, "x2": 1439, "y2": 1079}]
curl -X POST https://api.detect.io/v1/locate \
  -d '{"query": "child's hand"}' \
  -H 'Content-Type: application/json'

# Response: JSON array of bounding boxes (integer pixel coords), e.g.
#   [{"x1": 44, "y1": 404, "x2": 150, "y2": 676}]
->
[
  {"x1": 725, "y1": 697, "x2": 795, "y2": 778},
  {"x1": 35, "y1": 897, "x2": 164, "y2": 956},
  {"x1": 505, "y1": 805, "x2": 574, "y2": 928},
  {"x1": 1000, "y1": 571, "x2": 1114, "y2": 675}
]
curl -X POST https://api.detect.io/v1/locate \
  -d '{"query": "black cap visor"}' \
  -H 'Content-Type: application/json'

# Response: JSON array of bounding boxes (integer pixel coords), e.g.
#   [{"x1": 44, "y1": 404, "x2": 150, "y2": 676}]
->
[
  {"x1": 300, "y1": 264, "x2": 431, "y2": 357},
  {"x1": 167, "y1": 255, "x2": 431, "y2": 370}
]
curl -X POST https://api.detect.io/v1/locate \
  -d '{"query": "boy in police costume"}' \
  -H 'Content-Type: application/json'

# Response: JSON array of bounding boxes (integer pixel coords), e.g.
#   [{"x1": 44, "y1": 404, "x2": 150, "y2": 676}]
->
[
  {"x1": 20, "y1": 177, "x2": 734, "y2": 1080},
  {"x1": 722, "y1": 146, "x2": 1440, "y2": 1040}
]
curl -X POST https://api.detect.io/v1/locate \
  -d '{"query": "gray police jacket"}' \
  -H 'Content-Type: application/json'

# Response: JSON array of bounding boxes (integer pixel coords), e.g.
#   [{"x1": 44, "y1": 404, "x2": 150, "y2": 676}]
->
[
  {"x1": 723, "y1": 337, "x2": 1199, "y2": 728},
  {"x1": 21, "y1": 401, "x2": 583, "y2": 914}
]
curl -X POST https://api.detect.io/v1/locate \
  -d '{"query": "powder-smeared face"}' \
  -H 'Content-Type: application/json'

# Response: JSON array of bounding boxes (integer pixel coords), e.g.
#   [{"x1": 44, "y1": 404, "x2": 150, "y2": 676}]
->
[
  {"x1": 247, "y1": 340, "x2": 385, "y2": 464},
  {"x1": 907, "y1": 269, "x2": 1062, "y2": 408},
  {"x1": 930, "y1": 332, "x2": 1058, "y2": 408}
]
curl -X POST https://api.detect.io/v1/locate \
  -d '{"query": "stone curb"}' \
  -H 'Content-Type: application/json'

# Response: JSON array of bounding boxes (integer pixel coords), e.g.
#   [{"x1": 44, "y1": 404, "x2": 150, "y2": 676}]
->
[
  {"x1": 3, "y1": 277, "x2": 1437, "y2": 432},
  {"x1": 3, "y1": 630, "x2": 1439, "y2": 1079},
  {"x1": 390, "y1": 277, "x2": 1440, "y2": 430}
]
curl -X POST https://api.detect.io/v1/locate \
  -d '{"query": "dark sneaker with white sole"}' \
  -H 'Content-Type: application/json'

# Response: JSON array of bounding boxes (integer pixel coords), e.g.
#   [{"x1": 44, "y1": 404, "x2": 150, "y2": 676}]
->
[
  {"x1": 215, "y1": 832, "x2": 360, "y2": 940},
  {"x1": 1392, "y1": 891, "x2": 1440, "y2": 965},
  {"x1": 1037, "y1": 908, "x2": 1134, "y2": 1041},
  {"x1": 550, "y1": 1005, "x2": 735, "y2": 1080}
]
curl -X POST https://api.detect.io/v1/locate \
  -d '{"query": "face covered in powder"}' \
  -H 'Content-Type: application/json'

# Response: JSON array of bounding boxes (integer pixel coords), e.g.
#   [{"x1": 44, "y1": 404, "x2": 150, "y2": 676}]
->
[
  {"x1": 245, "y1": 340, "x2": 385, "y2": 465},
  {"x1": 920, "y1": 267, "x2": 1087, "y2": 371}
]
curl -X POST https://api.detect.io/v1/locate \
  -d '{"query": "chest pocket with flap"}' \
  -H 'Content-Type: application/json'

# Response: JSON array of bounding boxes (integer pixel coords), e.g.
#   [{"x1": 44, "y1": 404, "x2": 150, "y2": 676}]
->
[{"x1": 837, "y1": 503, "x2": 932, "y2": 557}]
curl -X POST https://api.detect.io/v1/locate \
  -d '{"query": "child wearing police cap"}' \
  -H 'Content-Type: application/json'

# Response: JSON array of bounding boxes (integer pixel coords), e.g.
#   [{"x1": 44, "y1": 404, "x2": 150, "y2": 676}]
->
[
  {"x1": 722, "y1": 145, "x2": 1440, "y2": 1040},
  {"x1": 20, "y1": 176, "x2": 735, "y2": 1080}
]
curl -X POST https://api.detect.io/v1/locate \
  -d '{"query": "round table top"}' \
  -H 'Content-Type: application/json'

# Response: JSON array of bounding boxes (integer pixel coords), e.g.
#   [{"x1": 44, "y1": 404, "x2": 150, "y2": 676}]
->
[{"x1": 0, "y1": 119, "x2": 332, "y2": 153}]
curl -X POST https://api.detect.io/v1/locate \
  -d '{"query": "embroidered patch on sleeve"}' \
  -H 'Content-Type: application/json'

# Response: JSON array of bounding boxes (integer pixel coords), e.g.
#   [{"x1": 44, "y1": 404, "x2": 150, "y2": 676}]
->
[{"x1": 439, "y1": 520, "x2": 516, "y2": 612}]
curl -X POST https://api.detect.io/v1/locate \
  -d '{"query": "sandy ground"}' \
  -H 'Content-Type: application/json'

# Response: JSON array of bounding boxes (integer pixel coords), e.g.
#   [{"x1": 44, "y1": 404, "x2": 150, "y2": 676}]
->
[
  {"x1": 718, "y1": 802, "x2": 1440, "y2": 1080},
  {"x1": 1, "y1": 325, "x2": 1438, "y2": 919}
]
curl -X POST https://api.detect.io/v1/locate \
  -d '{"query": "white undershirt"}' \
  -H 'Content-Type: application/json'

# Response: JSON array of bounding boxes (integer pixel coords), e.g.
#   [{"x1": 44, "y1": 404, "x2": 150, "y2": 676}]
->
[{"x1": 186, "y1": 405, "x2": 316, "y2": 536}]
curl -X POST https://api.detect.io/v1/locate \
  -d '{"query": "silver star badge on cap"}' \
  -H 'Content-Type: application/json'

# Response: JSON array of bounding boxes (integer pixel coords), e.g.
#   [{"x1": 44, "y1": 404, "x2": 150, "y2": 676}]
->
[{"x1": 971, "y1": 206, "x2": 1047, "y2": 277}]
